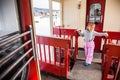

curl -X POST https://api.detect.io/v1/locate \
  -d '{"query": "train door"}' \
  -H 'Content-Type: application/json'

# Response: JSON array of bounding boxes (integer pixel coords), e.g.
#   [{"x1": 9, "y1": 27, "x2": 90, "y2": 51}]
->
[{"x1": 86, "y1": 0, "x2": 106, "y2": 51}]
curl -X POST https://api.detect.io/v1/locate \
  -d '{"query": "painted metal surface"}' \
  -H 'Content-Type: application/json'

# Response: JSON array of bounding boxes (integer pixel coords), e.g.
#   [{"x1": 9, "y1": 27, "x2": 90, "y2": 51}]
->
[
  {"x1": 36, "y1": 35, "x2": 70, "y2": 77},
  {"x1": 102, "y1": 44, "x2": 120, "y2": 80},
  {"x1": 53, "y1": 27, "x2": 79, "y2": 59},
  {"x1": 101, "y1": 31, "x2": 120, "y2": 80},
  {"x1": 102, "y1": 31, "x2": 120, "y2": 66},
  {"x1": 19, "y1": 0, "x2": 39, "y2": 80}
]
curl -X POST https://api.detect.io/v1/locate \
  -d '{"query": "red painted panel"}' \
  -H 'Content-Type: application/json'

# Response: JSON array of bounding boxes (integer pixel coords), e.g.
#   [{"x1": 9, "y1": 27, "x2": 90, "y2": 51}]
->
[
  {"x1": 27, "y1": 61, "x2": 38, "y2": 80},
  {"x1": 102, "y1": 44, "x2": 120, "y2": 80},
  {"x1": 40, "y1": 62, "x2": 66, "y2": 77},
  {"x1": 101, "y1": 31, "x2": 120, "y2": 67},
  {"x1": 105, "y1": 31, "x2": 120, "y2": 40},
  {"x1": 19, "y1": 0, "x2": 32, "y2": 32},
  {"x1": 102, "y1": 31, "x2": 120, "y2": 45},
  {"x1": 19, "y1": 0, "x2": 39, "y2": 80},
  {"x1": 36, "y1": 35, "x2": 70, "y2": 48},
  {"x1": 53, "y1": 27, "x2": 79, "y2": 59},
  {"x1": 36, "y1": 36, "x2": 70, "y2": 77}
]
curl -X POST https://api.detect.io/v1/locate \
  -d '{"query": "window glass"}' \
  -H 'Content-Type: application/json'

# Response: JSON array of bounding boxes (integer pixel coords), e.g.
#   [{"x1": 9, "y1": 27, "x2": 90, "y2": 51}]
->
[
  {"x1": 0, "y1": 0, "x2": 20, "y2": 37},
  {"x1": 89, "y1": 3, "x2": 101, "y2": 24},
  {"x1": 52, "y1": 1, "x2": 61, "y2": 26},
  {"x1": 33, "y1": 0, "x2": 51, "y2": 36}
]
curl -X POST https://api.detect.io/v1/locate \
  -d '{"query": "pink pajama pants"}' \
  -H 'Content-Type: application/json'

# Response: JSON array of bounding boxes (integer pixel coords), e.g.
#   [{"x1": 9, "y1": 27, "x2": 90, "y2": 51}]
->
[{"x1": 84, "y1": 41, "x2": 95, "y2": 64}]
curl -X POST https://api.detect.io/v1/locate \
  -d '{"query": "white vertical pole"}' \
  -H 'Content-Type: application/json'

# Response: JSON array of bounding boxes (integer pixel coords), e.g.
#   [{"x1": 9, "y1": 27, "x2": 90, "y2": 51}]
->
[
  {"x1": 29, "y1": 0, "x2": 41, "y2": 80},
  {"x1": 49, "y1": 0, "x2": 53, "y2": 36},
  {"x1": 60, "y1": 0, "x2": 64, "y2": 26}
]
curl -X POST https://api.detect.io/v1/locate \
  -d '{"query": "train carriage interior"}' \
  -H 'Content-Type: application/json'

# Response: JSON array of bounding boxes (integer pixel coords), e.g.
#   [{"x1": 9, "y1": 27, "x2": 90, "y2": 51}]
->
[{"x1": 0, "y1": 0, "x2": 120, "y2": 80}]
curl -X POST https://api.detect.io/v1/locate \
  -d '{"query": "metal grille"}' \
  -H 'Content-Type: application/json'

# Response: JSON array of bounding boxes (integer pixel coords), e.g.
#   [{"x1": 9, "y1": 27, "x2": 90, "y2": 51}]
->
[{"x1": 0, "y1": 26, "x2": 36, "y2": 80}]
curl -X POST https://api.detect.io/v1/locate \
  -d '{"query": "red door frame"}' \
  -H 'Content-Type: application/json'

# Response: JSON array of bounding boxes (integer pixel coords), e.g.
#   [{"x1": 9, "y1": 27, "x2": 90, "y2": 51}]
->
[
  {"x1": 19, "y1": 0, "x2": 39, "y2": 80},
  {"x1": 86, "y1": 0, "x2": 106, "y2": 51}
]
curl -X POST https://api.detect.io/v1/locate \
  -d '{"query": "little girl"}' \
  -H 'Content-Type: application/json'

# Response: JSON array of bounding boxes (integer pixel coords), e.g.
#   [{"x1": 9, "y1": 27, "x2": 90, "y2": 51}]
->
[{"x1": 78, "y1": 22, "x2": 108, "y2": 66}]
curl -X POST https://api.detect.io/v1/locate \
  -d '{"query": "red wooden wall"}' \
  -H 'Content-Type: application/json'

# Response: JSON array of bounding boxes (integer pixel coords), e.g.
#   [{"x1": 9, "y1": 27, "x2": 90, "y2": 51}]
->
[{"x1": 19, "y1": 0, "x2": 39, "y2": 80}]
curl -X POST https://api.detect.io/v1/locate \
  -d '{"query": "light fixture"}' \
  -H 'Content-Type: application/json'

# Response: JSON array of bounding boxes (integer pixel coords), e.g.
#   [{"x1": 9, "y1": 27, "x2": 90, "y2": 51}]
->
[{"x1": 78, "y1": 0, "x2": 82, "y2": 9}]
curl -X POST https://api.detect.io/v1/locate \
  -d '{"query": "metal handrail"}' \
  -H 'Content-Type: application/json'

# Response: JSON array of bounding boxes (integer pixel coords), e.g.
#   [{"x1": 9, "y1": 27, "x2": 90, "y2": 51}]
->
[
  {"x1": 0, "y1": 31, "x2": 30, "y2": 47},
  {"x1": 0, "y1": 40, "x2": 21, "y2": 53},
  {"x1": 0, "y1": 26, "x2": 40, "y2": 80},
  {"x1": 0, "y1": 48, "x2": 33, "y2": 79},
  {"x1": 0, "y1": 31, "x2": 19, "y2": 41},
  {"x1": 0, "y1": 40, "x2": 32, "y2": 66},
  {"x1": 10, "y1": 56, "x2": 34, "y2": 80}
]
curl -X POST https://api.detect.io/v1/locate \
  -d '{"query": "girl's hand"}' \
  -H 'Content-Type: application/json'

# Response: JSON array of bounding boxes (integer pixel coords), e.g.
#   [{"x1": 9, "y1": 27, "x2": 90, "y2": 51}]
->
[
  {"x1": 76, "y1": 30, "x2": 81, "y2": 36},
  {"x1": 77, "y1": 30, "x2": 81, "y2": 32},
  {"x1": 105, "y1": 33, "x2": 108, "y2": 37}
]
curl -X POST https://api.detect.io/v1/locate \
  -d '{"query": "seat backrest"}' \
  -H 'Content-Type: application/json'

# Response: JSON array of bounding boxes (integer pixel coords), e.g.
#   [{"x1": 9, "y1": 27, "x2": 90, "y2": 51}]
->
[
  {"x1": 103, "y1": 44, "x2": 120, "y2": 80},
  {"x1": 36, "y1": 35, "x2": 71, "y2": 77},
  {"x1": 101, "y1": 31, "x2": 120, "y2": 66},
  {"x1": 106, "y1": 44, "x2": 120, "y2": 57},
  {"x1": 53, "y1": 27, "x2": 79, "y2": 59},
  {"x1": 102, "y1": 31, "x2": 120, "y2": 45}
]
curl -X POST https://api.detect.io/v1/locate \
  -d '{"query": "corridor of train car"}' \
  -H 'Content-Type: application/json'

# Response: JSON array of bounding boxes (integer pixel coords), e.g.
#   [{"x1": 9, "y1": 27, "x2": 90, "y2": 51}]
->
[
  {"x1": 31, "y1": 0, "x2": 120, "y2": 80},
  {"x1": 32, "y1": 0, "x2": 102, "y2": 80},
  {"x1": 0, "y1": 0, "x2": 120, "y2": 80}
]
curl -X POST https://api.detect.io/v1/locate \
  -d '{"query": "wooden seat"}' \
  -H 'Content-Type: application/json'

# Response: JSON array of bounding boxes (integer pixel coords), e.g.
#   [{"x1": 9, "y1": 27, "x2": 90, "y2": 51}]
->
[
  {"x1": 102, "y1": 44, "x2": 120, "y2": 80},
  {"x1": 101, "y1": 31, "x2": 120, "y2": 66},
  {"x1": 36, "y1": 35, "x2": 71, "y2": 77},
  {"x1": 53, "y1": 27, "x2": 79, "y2": 60}
]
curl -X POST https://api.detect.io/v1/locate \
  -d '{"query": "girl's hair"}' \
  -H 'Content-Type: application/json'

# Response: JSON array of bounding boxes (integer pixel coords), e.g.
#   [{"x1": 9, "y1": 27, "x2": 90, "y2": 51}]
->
[
  {"x1": 87, "y1": 22, "x2": 95, "y2": 27},
  {"x1": 86, "y1": 22, "x2": 95, "y2": 31}
]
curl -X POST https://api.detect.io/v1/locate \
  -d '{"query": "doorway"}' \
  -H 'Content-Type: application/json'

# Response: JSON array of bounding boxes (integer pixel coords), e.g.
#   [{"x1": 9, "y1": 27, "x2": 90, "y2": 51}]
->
[
  {"x1": 86, "y1": 0, "x2": 106, "y2": 51},
  {"x1": 32, "y1": 0, "x2": 61, "y2": 36}
]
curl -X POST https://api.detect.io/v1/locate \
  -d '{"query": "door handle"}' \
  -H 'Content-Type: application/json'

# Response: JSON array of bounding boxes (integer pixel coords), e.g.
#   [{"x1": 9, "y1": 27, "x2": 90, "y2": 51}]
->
[{"x1": 101, "y1": 15, "x2": 103, "y2": 23}]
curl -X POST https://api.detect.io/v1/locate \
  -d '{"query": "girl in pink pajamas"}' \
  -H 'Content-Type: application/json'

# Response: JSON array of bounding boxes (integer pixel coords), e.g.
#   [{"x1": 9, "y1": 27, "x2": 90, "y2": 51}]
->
[{"x1": 78, "y1": 22, "x2": 108, "y2": 66}]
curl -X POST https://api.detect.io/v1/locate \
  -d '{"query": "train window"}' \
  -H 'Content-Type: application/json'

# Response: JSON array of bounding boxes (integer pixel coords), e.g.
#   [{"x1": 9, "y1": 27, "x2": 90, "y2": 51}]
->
[
  {"x1": 0, "y1": 0, "x2": 20, "y2": 37},
  {"x1": 89, "y1": 3, "x2": 101, "y2": 24},
  {"x1": 52, "y1": 1, "x2": 61, "y2": 26},
  {"x1": 33, "y1": 0, "x2": 51, "y2": 36}
]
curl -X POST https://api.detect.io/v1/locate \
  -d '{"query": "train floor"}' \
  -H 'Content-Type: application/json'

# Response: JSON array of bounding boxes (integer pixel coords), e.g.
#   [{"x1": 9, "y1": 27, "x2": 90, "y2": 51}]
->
[{"x1": 41, "y1": 50, "x2": 102, "y2": 80}]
